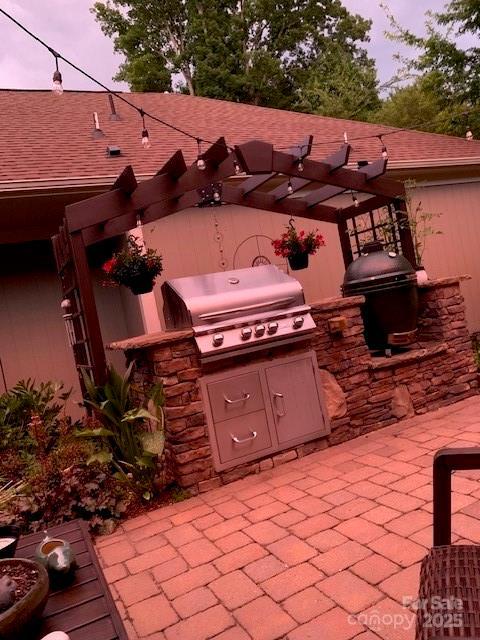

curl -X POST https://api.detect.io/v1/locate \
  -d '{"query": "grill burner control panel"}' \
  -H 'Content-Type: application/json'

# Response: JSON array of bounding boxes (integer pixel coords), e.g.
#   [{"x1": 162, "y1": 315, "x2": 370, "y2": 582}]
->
[{"x1": 195, "y1": 311, "x2": 316, "y2": 360}]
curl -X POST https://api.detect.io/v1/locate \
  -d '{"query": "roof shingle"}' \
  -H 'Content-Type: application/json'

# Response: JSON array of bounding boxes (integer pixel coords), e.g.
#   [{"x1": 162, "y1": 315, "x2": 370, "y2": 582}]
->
[{"x1": 2, "y1": 89, "x2": 480, "y2": 184}]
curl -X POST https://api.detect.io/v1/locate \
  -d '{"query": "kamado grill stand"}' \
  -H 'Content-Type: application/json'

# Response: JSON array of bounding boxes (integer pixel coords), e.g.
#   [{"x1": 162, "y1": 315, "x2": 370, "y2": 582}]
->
[{"x1": 342, "y1": 241, "x2": 419, "y2": 356}]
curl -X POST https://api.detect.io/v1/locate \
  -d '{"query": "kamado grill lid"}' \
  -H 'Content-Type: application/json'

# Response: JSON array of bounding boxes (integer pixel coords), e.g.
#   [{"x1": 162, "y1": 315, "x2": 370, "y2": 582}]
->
[{"x1": 342, "y1": 240, "x2": 416, "y2": 295}]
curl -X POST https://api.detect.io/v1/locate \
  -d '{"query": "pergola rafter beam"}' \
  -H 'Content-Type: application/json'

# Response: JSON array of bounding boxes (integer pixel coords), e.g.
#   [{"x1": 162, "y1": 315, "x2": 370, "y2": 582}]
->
[
  {"x1": 241, "y1": 136, "x2": 314, "y2": 196},
  {"x1": 338, "y1": 194, "x2": 392, "y2": 221},
  {"x1": 303, "y1": 157, "x2": 388, "y2": 208},
  {"x1": 155, "y1": 149, "x2": 187, "y2": 179},
  {"x1": 67, "y1": 138, "x2": 235, "y2": 239},
  {"x1": 222, "y1": 183, "x2": 338, "y2": 224},
  {"x1": 268, "y1": 143, "x2": 351, "y2": 202}
]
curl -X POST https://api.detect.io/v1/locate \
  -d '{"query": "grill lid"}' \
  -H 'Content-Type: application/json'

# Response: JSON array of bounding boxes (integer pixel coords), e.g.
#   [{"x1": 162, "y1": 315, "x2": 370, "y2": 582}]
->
[
  {"x1": 342, "y1": 241, "x2": 416, "y2": 294},
  {"x1": 162, "y1": 265, "x2": 306, "y2": 329}
]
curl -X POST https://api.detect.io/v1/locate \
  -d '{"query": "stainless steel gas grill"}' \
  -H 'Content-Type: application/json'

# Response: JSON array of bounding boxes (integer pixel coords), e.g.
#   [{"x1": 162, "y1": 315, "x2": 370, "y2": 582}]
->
[{"x1": 162, "y1": 265, "x2": 316, "y2": 362}]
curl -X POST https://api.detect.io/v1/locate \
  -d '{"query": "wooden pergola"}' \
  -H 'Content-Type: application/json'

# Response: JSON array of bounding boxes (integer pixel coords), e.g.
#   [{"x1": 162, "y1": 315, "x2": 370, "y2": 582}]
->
[{"x1": 52, "y1": 136, "x2": 415, "y2": 387}]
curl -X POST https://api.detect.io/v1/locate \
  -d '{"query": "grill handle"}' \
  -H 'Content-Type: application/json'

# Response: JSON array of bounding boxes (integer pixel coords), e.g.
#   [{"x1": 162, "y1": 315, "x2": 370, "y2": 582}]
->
[
  {"x1": 223, "y1": 391, "x2": 251, "y2": 405},
  {"x1": 198, "y1": 297, "x2": 295, "y2": 321},
  {"x1": 273, "y1": 391, "x2": 287, "y2": 417},
  {"x1": 231, "y1": 431, "x2": 257, "y2": 444}
]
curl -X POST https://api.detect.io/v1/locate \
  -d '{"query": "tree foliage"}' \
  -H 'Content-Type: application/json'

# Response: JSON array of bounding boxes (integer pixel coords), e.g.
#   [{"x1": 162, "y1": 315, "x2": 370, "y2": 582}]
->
[
  {"x1": 295, "y1": 45, "x2": 380, "y2": 120},
  {"x1": 92, "y1": 0, "x2": 379, "y2": 115},
  {"x1": 378, "y1": 0, "x2": 480, "y2": 135}
]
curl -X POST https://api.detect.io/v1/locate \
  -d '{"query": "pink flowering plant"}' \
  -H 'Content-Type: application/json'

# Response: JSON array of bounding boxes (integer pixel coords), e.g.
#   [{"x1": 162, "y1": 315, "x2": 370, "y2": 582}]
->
[
  {"x1": 102, "y1": 235, "x2": 162, "y2": 289},
  {"x1": 272, "y1": 224, "x2": 326, "y2": 258}
]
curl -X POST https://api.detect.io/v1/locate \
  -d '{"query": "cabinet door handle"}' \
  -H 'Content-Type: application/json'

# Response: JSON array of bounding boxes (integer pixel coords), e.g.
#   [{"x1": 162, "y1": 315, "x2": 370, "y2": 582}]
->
[
  {"x1": 273, "y1": 392, "x2": 287, "y2": 417},
  {"x1": 231, "y1": 431, "x2": 257, "y2": 444},
  {"x1": 223, "y1": 391, "x2": 250, "y2": 405}
]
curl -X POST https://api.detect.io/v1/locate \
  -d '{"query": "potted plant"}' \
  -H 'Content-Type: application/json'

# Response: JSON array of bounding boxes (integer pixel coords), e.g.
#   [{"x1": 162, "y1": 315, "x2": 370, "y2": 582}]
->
[
  {"x1": 0, "y1": 558, "x2": 49, "y2": 640},
  {"x1": 102, "y1": 235, "x2": 162, "y2": 295},
  {"x1": 272, "y1": 222, "x2": 326, "y2": 270}
]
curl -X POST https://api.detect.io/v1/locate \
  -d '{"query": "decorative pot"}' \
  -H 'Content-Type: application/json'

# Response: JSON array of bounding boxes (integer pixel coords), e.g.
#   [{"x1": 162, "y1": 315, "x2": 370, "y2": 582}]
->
[
  {"x1": 288, "y1": 252, "x2": 309, "y2": 271},
  {"x1": 0, "y1": 525, "x2": 20, "y2": 559},
  {"x1": 35, "y1": 534, "x2": 76, "y2": 586},
  {"x1": 0, "y1": 559, "x2": 49, "y2": 640},
  {"x1": 126, "y1": 275, "x2": 155, "y2": 295}
]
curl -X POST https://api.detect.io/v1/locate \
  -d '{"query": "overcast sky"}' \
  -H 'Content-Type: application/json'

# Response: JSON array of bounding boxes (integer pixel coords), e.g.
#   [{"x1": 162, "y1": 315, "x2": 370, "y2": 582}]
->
[{"x1": 0, "y1": 1, "x2": 459, "y2": 93}]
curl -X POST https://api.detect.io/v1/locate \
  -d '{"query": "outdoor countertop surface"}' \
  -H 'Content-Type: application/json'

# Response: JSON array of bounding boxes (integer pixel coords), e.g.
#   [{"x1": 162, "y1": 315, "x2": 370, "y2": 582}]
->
[{"x1": 108, "y1": 327, "x2": 194, "y2": 351}]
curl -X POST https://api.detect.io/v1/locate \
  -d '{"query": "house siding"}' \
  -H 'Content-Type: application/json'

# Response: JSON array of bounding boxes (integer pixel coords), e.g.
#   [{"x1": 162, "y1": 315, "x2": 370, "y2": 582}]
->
[{"x1": 0, "y1": 258, "x2": 137, "y2": 409}]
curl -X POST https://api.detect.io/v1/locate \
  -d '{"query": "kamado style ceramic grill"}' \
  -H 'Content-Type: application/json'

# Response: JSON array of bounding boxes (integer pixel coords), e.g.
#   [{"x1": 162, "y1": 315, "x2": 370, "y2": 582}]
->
[{"x1": 342, "y1": 240, "x2": 419, "y2": 352}]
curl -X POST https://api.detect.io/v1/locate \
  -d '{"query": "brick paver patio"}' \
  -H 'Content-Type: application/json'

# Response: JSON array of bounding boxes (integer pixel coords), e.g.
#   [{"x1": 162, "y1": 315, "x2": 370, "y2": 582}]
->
[{"x1": 96, "y1": 396, "x2": 480, "y2": 640}]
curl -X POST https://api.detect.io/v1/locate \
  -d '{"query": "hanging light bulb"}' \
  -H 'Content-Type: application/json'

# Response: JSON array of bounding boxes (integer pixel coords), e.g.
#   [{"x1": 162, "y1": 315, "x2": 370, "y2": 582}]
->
[
  {"x1": 377, "y1": 135, "x2": 388, "y2": 159},
  {"x1": 287, "y1": 179, "x2": 294, "y2": 195},
  {"x1": 141, "y1": 129, "x2": 151, "y2": 149},
  {"x1": 138, "y1": 109, "x2": 151, "y2": 149},
  {"x1": 351, "y1": 191, "x2": 359, "y2": 208},
  {"x1": 466, "y1": 129, "x2": 474, "y2": 141},
  {"x1": 233, "y1": 160, "x2": 242, "y2": 175},
  {"x1": 52, "y1": 55, "x2": 63, "y2": 95},
  {"x1": 196, "y1": 138, "x2": 206, "y2": 170},
  {"x1": 213, "y1": 190, "x2": 221, "y2": 202},
  {"x1": 297, "y1": 158, "x2": 304, "y2": 172}
]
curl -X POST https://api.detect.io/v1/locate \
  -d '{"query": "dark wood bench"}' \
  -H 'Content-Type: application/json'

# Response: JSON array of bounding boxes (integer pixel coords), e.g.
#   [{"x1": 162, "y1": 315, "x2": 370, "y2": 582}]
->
[
  {"x1": 15, "y1": 519, "x2": 127, "y2": 640},
  {"x1": 416, "y1": 448, "x2": 480, "y2": 639}
]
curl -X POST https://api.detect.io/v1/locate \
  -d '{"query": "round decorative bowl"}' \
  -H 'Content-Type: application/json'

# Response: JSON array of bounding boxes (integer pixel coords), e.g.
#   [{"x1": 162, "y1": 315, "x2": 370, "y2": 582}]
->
[
  {"x1": 0, "y1": 558, "x2": 49, "y2": 640},
  {"x1": 0, "y1": 525, "x2": 20, "y2": 559}
]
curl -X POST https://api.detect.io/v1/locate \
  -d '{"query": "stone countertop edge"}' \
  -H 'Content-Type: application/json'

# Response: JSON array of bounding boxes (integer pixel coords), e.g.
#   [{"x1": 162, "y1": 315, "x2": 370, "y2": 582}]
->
[
  {"x1": 107, "y1": 328, "x2": 193, "y2": 351},
  {"x1": 418, "y1": 274, "x2": 471, "y2": 288},
  {"x1": 368, "y1": 342, "x2": 449, "y2": 370}
]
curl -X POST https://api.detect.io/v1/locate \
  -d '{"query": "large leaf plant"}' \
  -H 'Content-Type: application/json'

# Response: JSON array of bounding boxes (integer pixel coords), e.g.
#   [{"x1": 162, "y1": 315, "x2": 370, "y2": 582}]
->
[{"x1": 79, "y1": 363, "x2": 165, "y2": 500}]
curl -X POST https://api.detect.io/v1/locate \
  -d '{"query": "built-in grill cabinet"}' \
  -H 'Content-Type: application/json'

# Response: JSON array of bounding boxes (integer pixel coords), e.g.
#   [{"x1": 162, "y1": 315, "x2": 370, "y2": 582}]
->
[{"x1": 201, "y1": 351, "x2": 330, "y2": 470}]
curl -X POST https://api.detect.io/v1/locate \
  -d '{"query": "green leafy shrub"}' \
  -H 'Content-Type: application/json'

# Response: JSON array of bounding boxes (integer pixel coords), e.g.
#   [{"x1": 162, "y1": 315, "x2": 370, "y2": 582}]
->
[
  {"x1": 79, "y1": 363, "x2": 165, "y2": 500},
  {"x1": 0, "y1": 379, "x2": 71, "y2": 455},
  {"x1": 0, "y1": 380, "x2": 133, "y2": 534}
]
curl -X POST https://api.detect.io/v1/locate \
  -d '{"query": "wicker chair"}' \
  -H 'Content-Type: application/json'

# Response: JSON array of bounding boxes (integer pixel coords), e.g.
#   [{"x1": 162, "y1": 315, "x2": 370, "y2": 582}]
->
[{"x1": 416, "y1": 448, "x2": 480, "y2": 639}]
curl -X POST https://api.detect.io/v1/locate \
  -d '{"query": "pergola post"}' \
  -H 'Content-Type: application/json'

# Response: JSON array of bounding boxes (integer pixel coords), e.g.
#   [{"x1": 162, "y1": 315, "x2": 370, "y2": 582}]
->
[
  {"x1": 70, "y1": 230, "x2": 107, "y2": 385},
  {"x1": 337, "y1": 218, "x2": 354, "y2": 268},
  {"x1": 394, "y1": 198, "x2": 418, "y2": 269}
]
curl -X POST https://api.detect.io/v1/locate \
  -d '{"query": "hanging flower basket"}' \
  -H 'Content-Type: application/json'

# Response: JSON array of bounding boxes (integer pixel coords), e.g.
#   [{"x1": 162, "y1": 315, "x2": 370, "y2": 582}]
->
[
  {"x1": 288, "y1": 252, "x2": 309, "y2": 271},
  {"x1": 102, "y1": 235, "x2": 163, "y2": 295},
  {"x1": 127, "y1": 274, "x2": 156, "y2": 295},
  {"x1": 272, "y1": 221, "x2": 325, "y2": 271}
]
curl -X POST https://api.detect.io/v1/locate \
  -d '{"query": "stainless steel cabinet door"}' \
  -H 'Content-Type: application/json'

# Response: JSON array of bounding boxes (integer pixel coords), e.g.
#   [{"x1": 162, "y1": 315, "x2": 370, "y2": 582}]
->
[
  {"x1": 214, "y1": 410, "x2": 272, "y2": 465},
  {"x1": 265, "y1": 355, "x2": 327, "y2": 445},
  {"x1": 207, "y1": 371, "x2": 264, "y2": 423}
]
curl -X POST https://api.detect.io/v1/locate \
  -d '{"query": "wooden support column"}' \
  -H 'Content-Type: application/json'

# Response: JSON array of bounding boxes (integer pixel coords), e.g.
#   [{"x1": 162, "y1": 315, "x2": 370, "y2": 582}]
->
[
  {"x1": 70, "y1": 230, "x2": 107, "y2": 385},
  {"x1": 394, "y1": 198, "x2": 418, "y2": 269},
  {"x1": 337, "y1": 218, "x2": 354, "y2": 268}
]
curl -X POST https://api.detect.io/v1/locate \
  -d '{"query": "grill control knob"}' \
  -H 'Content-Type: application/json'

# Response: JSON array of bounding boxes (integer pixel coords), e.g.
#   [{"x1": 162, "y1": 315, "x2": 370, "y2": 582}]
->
[
  {"x1": 267, "y1": 322, "x2": 279, "y2": 334},
  {"x1": 293, "y1": 316, "x2": 304, "y2": 329},
  {"x1": 254, "y1": 324, "x2": 265, "y2": 337},
  {"x1": 241, "y1": 327, "x2": 252, "y2": 340},
  {"x1": 212, "y1": 333, "x2": 224, "y2": 347}
]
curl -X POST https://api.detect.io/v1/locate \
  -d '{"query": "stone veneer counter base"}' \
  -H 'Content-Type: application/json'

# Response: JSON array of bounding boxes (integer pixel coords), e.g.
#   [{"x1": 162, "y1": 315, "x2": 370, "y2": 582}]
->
[{"x1": 109, "y1": 277, "x2": 478, "y2": 495}]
